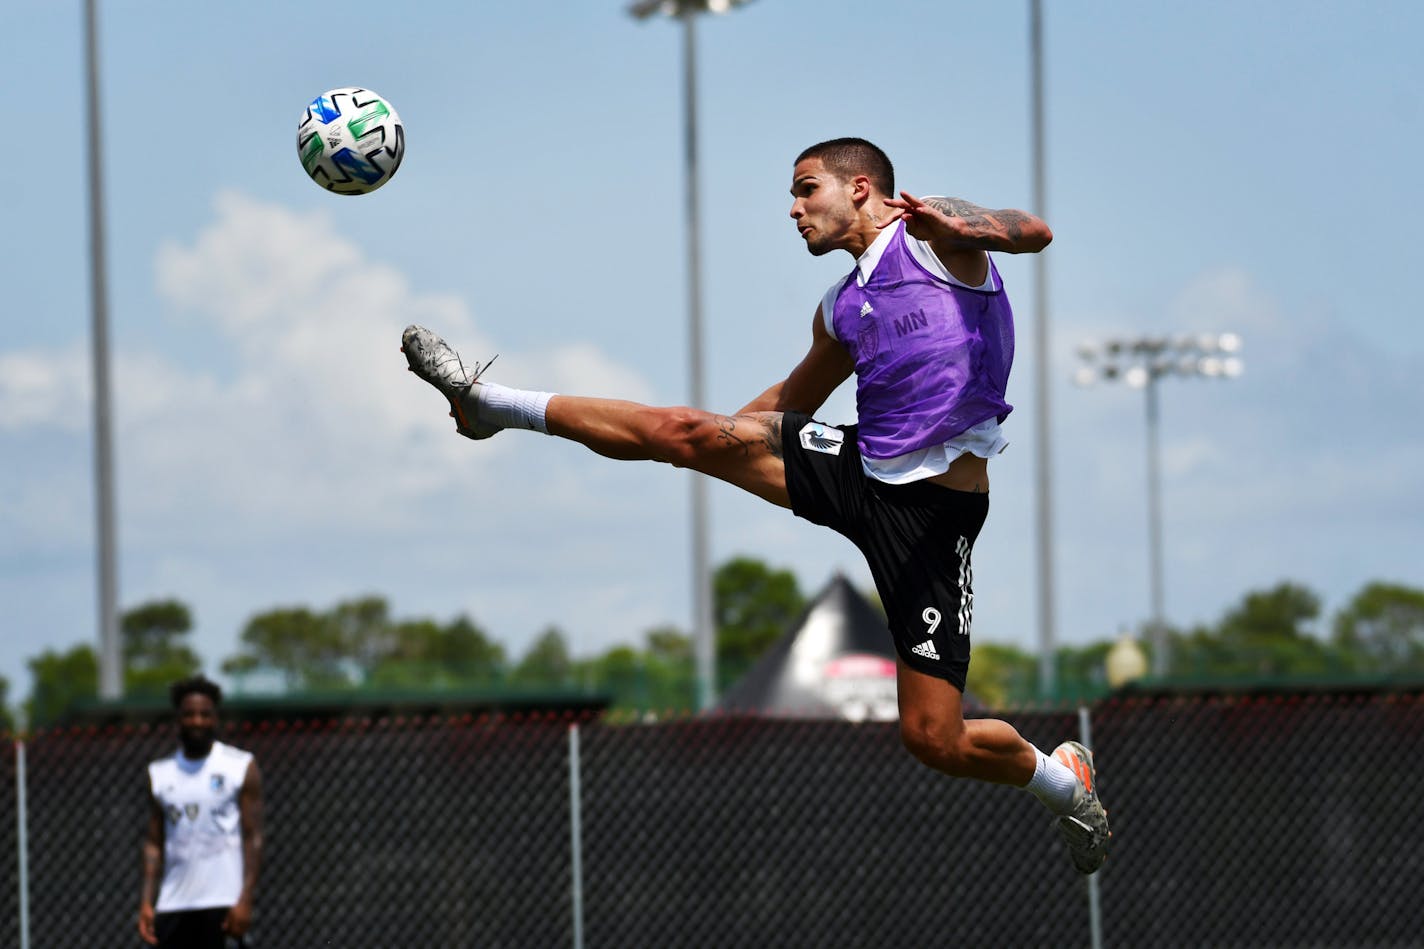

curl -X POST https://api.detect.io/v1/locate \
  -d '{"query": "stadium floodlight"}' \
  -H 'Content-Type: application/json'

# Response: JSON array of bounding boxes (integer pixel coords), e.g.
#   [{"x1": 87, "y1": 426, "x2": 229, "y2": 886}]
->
[
  {"x1": 628, "y1": 0, "x2": 755, "y2": 18},
  {"x1": 627, "y1": 0, "x2": 756, "y2": 713},
  {"x1": 1073, "y1": 332, "x2": 1244, "y2": 677}
]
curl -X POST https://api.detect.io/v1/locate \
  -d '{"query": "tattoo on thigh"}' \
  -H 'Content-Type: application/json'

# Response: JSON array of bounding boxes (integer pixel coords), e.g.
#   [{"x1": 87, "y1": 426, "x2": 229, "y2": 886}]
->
[
  {"x1": 714, "y1": 416, "x2": 753, "y2": 455},
  {"x1": 755, "y1": 414, "x2": 784, "y2": 459},
  {"x1": 713, "y1": 413, "x2": 783, "y2": 460}
]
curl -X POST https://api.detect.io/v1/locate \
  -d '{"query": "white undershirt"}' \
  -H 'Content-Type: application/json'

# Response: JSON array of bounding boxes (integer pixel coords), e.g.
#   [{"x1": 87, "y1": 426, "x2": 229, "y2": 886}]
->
[{"x1": 819, "y1": 219, "x2": 1008, "y2": 484}]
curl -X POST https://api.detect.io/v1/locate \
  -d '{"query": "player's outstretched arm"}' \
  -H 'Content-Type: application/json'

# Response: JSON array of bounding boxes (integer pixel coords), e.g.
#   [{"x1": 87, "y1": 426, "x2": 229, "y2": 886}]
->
[
  {"x1": 738, "y1": 306, "x2": 853, "y2": 416},
  {"x1": 883, "y1": 191, "x2": 1052, "y2": 255}
]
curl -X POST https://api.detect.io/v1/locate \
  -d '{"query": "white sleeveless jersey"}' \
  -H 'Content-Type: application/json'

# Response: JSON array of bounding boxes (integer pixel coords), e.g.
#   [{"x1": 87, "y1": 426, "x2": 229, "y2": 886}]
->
[{"x1": 148, "y1": 741, "x2": 253, "y2": 912}]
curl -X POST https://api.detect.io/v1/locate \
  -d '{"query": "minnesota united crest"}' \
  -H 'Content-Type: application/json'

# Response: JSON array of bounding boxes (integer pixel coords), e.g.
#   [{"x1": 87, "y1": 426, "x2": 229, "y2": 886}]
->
[
  {"x1": 857, "y1": 322, "x2": 879, "y2": 361},
  {"x1": 799, "y1": 422, "x2": 845, "y2": 455}
]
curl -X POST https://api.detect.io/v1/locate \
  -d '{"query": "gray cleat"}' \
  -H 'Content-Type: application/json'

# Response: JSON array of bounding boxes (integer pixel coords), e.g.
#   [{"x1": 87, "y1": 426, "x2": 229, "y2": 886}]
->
[
  {"x1": 1052, "y1": 740, "x2": 1111, "y2": 875},
  {"x1": 401, "y1": 325, "x2": 502, "y2": 440}
]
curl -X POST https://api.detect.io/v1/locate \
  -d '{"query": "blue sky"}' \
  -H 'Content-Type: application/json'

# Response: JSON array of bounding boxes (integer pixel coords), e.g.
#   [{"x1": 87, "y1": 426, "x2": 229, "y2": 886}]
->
[{"x1": 3, "y1": 0, "x2": 1421, "y2": 704}]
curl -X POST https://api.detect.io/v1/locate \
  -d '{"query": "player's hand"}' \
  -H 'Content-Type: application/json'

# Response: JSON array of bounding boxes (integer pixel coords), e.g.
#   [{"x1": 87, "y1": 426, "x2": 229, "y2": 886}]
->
[
  {"x1": 880, "y1": 191, "x2": 958, "y2": 242},
  {"x1": 138, "y1": 902, "x2": 158, "y2": 945},
  {"x1": 223, "y1": 898, "x2": 253, "y2": 937}
]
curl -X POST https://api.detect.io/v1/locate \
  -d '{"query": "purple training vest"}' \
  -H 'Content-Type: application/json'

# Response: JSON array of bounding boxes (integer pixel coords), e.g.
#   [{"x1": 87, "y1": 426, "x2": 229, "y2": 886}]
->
[{"x1": 830, "y1": 222, "x2": 1015, "y2": 460}]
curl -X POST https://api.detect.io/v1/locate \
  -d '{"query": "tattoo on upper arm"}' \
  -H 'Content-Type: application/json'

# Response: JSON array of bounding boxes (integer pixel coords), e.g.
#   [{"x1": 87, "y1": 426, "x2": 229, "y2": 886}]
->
[
  {"x1": 924, "y1": 196, "x2": 988, "y2": 221},
  {"x1": 925, "y1": 197, "x2": 1030, "y2": 246}
]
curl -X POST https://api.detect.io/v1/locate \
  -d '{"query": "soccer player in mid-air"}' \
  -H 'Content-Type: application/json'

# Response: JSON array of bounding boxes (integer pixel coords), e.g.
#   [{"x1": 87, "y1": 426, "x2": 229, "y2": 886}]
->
[{"x1": 401, "y1": 137, "x2": 1109, "y2": 873}]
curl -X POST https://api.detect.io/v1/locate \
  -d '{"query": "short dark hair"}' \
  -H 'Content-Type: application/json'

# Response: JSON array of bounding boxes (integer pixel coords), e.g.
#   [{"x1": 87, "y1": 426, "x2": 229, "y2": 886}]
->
[
  {"x1": 796, "y1": 138, "x2": 895, "y2": 196},
  {"x1": 170, "y1": 674, "x2": 223, "y2": 709}
]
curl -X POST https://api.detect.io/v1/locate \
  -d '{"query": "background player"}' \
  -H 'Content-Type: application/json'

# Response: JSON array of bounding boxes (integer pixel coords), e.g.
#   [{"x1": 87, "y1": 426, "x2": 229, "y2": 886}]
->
[{"x1": 139, "y1": 675, "x2": 264, "y2": 946}]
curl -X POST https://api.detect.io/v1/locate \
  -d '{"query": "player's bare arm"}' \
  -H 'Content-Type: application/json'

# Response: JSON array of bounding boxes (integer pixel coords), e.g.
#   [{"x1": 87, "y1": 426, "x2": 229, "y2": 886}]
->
[
  {"x1": 883, "y1": 191, "x2": 1052, "y2": 253},
  {"x1": 737, "y1": 306, "x2": 853, "y2": 416},
  {"x1": 882, "y1": 191, "x2": 1050, "y2": 285},
  {"x1": 225, "y1": 759, "x2": 264, "y2": 936},
  {"x1": 138, "y1": 788, "x2": 164, "y2": 945}
]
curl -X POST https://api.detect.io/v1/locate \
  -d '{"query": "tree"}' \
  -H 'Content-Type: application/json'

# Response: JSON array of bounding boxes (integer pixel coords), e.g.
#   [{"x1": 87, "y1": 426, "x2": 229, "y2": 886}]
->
[
  {"x1": 511, "y1": 627, "x2": 573, "y2": 686},
  {"x1": 224, "y1": 597, "x2": 508, "y2": 692},
  {"x1": 330, "y1": 596, "x2": 396, "y2": 674},
  {"x1": 1216, "y1": 582, "x2": 1333, "y2": 676},
  {"x1": 26, "y1": 645, "x2": 98, "y2": 728},
  {"x1": 223, "y1": 606, "x2": 350, "y2": 690},
  {"x1": 0, "y1": 677, "x2": 15, "y2": 734},
  {"x1": 438, "y1": 616, "x2": 506, "y2": 679},
  {"x1": 1053, "y1": 641, "x2": 1115, "y2": 701},
  {"x1": 968, "y1": 642, "x2": 1037, "y2": 708},
  {"x1": 714, "y1": 556, "x2": 806, "y2": 675},
  {"x1": 1169, "y1": 582, "x2": 1336, "y2": 679},
  {"x1": 1333, "y1": 582, "x2": 1424, "y2": 674},
  {"x1": 642, "y1": 625, "x2": 698, "y2": 711},
  {"x1": 366, "y1": 615, "x2": 507, "y2": 688},
  {"x1": 645, "y1": 626, "x2": 692, "y2": 665},
  {"x1": 579, "y1": 645, "x2": 647, "y2": 709},
  {"x1": 122, "y1": 599, "x2": 202, "y2": 699},
  {"x1": 23, "y1": 599, "x2": 201, "y2": 723}
]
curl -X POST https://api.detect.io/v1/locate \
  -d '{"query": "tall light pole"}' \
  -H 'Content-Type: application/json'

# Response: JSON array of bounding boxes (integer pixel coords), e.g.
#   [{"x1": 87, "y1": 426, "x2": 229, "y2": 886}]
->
[
  {"x1": 628, "y1": 0, "x2": 755, "y2": 711},
  {"x1": 1074, "y1": 333, "x2": 1243, "y2": 676},
  {"x1": 1028, "y1": 0, "x2": 1055, "y2": 700},
  {"x1": 85, "y1": 0, "x2": 122, "y2": 700}
]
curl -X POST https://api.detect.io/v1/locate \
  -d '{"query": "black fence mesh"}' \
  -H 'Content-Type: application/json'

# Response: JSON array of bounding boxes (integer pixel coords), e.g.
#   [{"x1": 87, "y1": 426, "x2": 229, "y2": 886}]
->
[
  {"x1": 1, "y1": 735, "x2": 16, "y2": 938},
  {"x1": 3, "y1": 690, "x2": 1421, "y2": 948}
]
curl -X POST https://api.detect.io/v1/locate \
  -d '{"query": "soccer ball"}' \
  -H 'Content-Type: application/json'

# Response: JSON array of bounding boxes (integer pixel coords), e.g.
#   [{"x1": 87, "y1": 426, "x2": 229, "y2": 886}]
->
[{"x1": 297, "y1": 87, "x2": 404, "y2": 195}]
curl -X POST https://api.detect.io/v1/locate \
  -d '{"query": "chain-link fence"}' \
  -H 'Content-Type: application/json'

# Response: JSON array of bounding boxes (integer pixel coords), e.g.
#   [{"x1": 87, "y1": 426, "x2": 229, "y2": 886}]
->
[{"x1": 4, "y1": 690, "x2": 1421, "y2": 947}]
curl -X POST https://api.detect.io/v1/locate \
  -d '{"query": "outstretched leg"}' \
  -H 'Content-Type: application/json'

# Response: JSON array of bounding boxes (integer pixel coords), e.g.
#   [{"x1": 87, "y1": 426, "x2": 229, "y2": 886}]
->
[
  {"x1": 401, "y1": 324, "x2": 793, "y2": 508},
  {"x1": 544, "y1": 397, "x2": 792, "y2": 508}
]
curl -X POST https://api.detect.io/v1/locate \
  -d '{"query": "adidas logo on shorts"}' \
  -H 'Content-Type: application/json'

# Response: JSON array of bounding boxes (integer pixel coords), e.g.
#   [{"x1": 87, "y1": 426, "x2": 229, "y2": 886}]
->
[{"x1": 911, "y1": 640, "x2": 940, "y2": 660}]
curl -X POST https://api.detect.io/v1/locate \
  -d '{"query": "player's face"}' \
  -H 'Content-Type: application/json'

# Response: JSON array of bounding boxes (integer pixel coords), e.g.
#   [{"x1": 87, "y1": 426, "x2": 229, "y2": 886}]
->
[
  {"x1": 789, "y1": 158, "x2": 857, "y2": 256},
  {"x1": 177, "y1": 693, "x2": 218, "y2": 755}
]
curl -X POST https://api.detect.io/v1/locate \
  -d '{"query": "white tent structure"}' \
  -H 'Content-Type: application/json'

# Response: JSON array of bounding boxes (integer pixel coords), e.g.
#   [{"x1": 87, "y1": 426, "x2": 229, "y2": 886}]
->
[{"x1": 715, "y1": 573, "x2": 901, "y2": 721}]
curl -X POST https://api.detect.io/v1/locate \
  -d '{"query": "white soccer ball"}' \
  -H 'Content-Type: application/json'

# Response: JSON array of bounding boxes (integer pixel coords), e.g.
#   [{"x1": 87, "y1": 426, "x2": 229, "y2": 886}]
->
[{"x1": 297, "y1": 87, "x2": 404, "y2": 195}]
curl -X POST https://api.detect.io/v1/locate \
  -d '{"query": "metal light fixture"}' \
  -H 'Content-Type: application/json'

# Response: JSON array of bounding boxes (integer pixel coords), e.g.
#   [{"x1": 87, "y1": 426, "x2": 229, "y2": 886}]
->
[
  {"x1": 1074, "y1": 332, "x2": 1244, "y2": 677},
  {"x1": 628, "y1": 0, "x2": 754, "y2": 19},
  {"x1": 627, "y1": 0, "x2": 756, "y2": 711}
]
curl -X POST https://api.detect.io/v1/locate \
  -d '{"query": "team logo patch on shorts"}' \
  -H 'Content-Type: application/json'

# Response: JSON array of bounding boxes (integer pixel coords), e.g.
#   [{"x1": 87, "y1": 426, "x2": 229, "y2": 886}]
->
[{"x1": 799, "y1": 422, "x2": 845, "y2": 455}]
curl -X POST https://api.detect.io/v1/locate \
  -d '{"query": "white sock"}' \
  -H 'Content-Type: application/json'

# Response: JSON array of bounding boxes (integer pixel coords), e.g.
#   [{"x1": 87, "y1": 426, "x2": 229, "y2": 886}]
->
[
  {"x1": 1023, "y1": 747, "x2": 1081, "y2": 815},
  {"x1": 473, "y1": 381, "x2": 555, "y2": 434}
]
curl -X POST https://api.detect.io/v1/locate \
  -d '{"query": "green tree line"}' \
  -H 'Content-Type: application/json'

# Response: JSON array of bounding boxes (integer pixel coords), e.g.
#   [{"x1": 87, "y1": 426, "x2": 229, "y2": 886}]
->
[{"x1": 7, "y1": 565, "x2": 1423, "y2": 729}]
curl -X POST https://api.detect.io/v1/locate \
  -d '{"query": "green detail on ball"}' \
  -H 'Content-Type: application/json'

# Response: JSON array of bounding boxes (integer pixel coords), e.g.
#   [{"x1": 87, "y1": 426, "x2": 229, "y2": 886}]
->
[
  {"x1": 347, "y1": 100, "x2": 390, "y2": 139},
  {"x1": 300, "y1": 134, "x2": 324, "y2": 173}
]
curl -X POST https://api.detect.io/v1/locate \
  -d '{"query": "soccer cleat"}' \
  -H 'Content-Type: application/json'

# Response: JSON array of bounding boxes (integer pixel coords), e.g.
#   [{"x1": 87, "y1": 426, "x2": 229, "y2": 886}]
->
[
  {"x1": 1052, "y1": 740, "x2": 1111, "y2": 875},
  {"x1": 400, "y1": 325, "x2": 502, "y2": 440}
]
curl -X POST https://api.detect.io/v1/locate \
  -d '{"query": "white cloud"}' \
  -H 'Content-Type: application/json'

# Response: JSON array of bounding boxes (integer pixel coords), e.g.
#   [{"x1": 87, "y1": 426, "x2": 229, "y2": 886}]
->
[
  {"x1": 1, "y1": 192, "x2": 683, "y2": 685},
  {"x1": 118, "y1": 192, "x2": 656, "y2": 531},
  {"x1": 0, "y1": 347, "x2": 91, "y2": 432},
  {"x1": 1165, "y1": 266, "x2": 1288, "y2": 336}
]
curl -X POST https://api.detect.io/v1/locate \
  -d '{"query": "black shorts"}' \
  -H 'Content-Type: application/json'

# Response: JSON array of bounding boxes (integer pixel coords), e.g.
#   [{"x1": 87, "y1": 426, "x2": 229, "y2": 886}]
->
[
  {"x1": 154, "y1": 908, "x2": 240, "y2": 949},
  {"x1": 782, "y1": 413, "x2": 989, "y2": 692}
]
